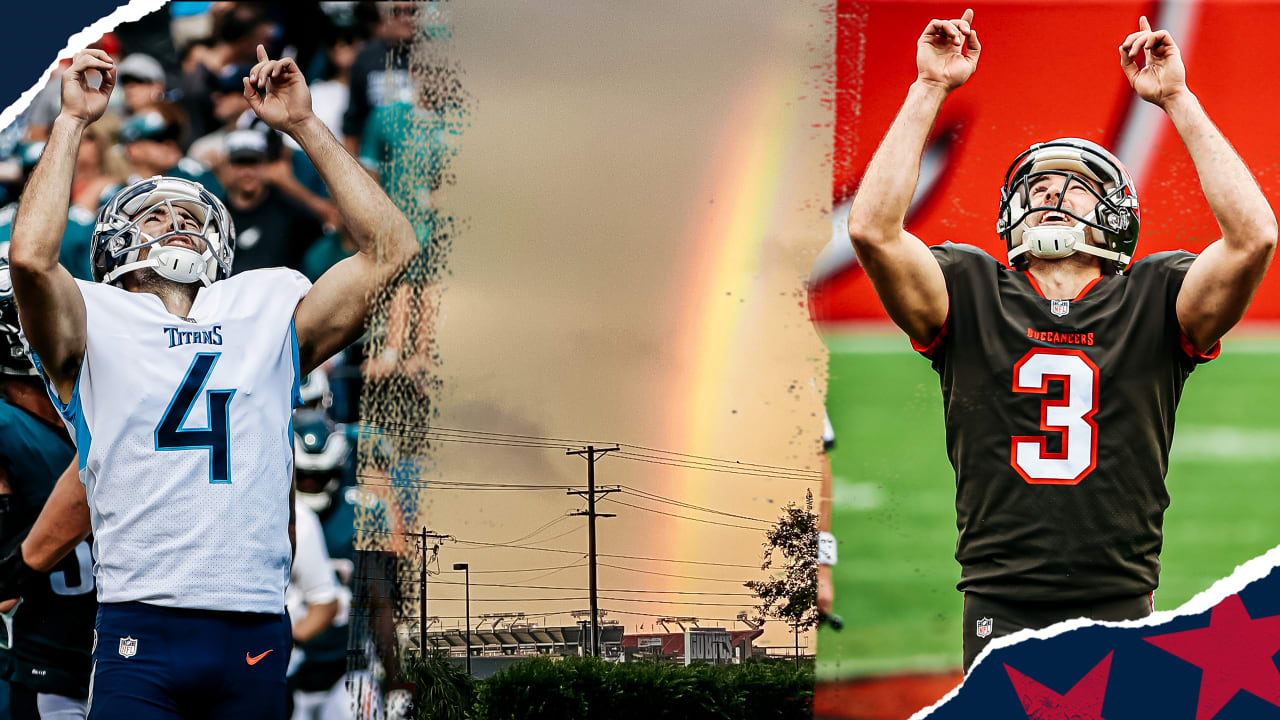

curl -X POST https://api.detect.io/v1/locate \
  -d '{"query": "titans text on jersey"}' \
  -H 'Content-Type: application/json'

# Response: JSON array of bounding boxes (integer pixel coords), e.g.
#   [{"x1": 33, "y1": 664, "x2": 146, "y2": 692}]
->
[{"x1": 162, "y1": 325, "x2": 222, "y2": 348}]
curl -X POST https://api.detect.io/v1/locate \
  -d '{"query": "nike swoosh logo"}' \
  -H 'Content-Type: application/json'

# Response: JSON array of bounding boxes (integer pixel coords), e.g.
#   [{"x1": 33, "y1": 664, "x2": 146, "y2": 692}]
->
[{"x1": 246, "y1": 649, "x2": 273, "y2": 665}]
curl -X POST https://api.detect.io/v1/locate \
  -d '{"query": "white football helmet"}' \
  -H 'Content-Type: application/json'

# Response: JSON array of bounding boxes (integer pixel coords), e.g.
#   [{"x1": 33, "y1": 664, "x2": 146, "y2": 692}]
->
[{"x1": 91, "y1": 176, "x2": 235, "y2": 286}]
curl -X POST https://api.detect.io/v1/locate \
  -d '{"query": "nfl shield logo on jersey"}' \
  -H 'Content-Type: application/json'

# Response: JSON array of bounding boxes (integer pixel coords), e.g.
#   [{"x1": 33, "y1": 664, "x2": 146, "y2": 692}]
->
[
  {"x1": 118, "y1": 636, "x2": 138, "y2": 658},
  {"x1": 1050, "y1": 299, "x2": 1070, "y2": 317},
  {"x1": 976, "y1": 617, "x2": 993, "y2": 639}
]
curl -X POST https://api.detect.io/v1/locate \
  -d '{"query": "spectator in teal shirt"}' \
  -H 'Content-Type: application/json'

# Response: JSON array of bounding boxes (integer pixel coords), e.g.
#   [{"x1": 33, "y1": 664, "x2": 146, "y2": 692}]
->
[
  {"x1": 359, "y1": 79, "x2": 459, "y2": 246},
  {"x1": 0, "y1": 143, "x2": 95, "y2": 280}
]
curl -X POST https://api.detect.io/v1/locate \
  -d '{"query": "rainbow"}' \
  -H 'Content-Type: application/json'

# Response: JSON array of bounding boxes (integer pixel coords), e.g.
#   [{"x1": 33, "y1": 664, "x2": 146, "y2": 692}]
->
[{"x1": 651, "y1": 66, "x2": 808, "y2": 604}]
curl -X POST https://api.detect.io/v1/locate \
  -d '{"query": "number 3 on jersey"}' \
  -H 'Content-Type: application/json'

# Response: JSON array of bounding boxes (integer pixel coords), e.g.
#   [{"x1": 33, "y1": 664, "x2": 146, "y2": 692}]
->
[
  {"x1": 1010, "y1": 348, "x2": 1099, "y2": 485},
  {"x1": 155, "y1": 352, "x2": 236, "y2": 483}
]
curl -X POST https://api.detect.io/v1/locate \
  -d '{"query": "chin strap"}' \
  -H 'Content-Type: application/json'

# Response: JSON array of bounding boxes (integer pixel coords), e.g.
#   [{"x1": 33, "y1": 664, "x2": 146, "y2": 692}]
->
[
  {"x1": 103, "y1": 257, "x2": 214, "y2": 287},
  {"x1": 102, "y1": 240, "x2": 214, "y2": 287},
  {"x1": 1071, "y1": 241, "x2": 1131, "y2": 266},
  {"x1": 148, "y1": 246, "x2": 207, "y2": 284},
  {"x1": 1008, "y1": 214, "x2": 1132, "y2": 268}
]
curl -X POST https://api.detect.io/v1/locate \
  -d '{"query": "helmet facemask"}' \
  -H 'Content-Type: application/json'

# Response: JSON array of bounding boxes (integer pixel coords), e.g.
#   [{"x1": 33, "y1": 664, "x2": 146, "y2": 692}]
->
[
  {"x1": 0, "y1": 247, "x2": 38, "y2": 378},
  {"x1": 93, "y1": 177, "x2": 235, "y2": 287},
  {"x1": 997, "y1": 141, "x2": 1140, "y2": 273}
]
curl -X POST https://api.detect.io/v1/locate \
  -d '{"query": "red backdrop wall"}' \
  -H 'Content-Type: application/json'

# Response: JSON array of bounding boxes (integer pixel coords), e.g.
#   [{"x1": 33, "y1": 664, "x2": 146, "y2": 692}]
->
[{"x1": 812, "y1": 1, "x2": 1280, "y2": 323}]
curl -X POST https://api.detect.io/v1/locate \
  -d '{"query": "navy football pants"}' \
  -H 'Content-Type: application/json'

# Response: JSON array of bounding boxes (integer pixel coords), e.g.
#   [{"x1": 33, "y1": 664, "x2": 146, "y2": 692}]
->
[{"x1": 88, "y1": 602, "x2": 291, "y2": 720}]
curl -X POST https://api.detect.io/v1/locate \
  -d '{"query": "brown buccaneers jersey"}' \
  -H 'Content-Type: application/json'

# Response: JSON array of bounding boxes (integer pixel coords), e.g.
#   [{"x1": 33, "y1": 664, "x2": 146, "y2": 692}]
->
[{"x1": 916, "y1": 243, "x2": 1217, "y2": 603}]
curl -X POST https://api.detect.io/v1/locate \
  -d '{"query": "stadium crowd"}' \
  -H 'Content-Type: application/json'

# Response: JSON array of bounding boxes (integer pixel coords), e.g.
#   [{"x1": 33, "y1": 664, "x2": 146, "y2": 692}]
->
[
  {"x1": 1, "y1": 1, "x2": 451, "y2": 295},
  {"x1": 0, "y1": 2, "x2": 445, "y2": 718}
]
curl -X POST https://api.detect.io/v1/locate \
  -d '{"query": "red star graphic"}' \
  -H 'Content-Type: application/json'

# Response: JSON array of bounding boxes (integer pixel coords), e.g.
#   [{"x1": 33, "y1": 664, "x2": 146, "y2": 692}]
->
[
  {"x1": 1004, "y1": 652, "x2": 1113, "y2": 720},
  {"x1": 1144, "y1": 594, "x2": 1280, "y2": 720}
]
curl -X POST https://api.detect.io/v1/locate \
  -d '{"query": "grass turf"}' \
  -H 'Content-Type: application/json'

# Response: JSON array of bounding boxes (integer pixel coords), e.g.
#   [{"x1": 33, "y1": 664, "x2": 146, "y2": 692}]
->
[{"x1": 817, "y1": 333, "x2": 1280, "y2": 679}]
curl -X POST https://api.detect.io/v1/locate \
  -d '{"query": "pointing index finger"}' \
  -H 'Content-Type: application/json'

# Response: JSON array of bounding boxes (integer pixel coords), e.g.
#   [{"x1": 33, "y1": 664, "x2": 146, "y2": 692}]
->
[
  {"x1": 961, "y1": 8, "x2": 974, "y2": 24},
  {"x1": 1139, "y1": 15, "x2": 1151, "y2": 32},
  {"x1": 256, "y1": 44, "x2": 268, "y2": 63}
]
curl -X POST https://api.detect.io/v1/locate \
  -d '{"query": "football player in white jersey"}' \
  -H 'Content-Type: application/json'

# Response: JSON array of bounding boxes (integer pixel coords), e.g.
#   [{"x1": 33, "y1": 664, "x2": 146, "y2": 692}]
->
[{"x1": 3, "y1": 45, "x2": 418, "y2": 719}]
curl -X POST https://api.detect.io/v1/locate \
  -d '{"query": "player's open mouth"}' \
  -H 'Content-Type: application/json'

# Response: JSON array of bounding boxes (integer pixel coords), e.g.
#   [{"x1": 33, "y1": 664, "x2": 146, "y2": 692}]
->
[
  {"x1": 1037, "y1": 212, "x2": 1073, "y2": 225},
  {"x1": 162, "y1": 237, "x2": 200, "y2": 251}
]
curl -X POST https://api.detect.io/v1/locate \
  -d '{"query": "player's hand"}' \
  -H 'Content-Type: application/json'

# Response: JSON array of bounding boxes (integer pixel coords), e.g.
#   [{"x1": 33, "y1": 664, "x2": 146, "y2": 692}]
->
[
  {"x1": 0, "y1": 545, "x2": 37, "y2": 603},
  {"x1": 243, "y1": 44, "x2": 315, "y2": 136},
  {"x1": 917, "y1": 9, "x2": 981, "y2": 91},
  {"x1": 1119, "y1": 16, "x2": 1189, "y2": 108},
  {"x1": 60, "y1": 50, "x2": 115, "y2": 127}
]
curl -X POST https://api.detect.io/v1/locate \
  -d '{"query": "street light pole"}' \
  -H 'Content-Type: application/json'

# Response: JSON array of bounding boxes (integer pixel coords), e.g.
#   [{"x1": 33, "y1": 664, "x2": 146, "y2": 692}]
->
[
  {"x1": 453, "y1": 563, "x2": 471, "y2": 675},
  {"x1": 794, "y1": 622, "x2": 800, "y2": 668}
]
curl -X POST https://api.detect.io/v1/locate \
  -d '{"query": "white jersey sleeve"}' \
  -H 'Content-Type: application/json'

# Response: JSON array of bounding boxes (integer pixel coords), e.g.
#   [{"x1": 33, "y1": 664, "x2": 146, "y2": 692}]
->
[{"x1": 27, "y1": 268, "x2": 313, "y2": 613}]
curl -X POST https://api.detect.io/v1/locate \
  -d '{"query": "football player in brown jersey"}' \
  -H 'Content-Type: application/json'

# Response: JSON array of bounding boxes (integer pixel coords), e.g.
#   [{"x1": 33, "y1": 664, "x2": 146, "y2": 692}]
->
[{"x1": 846, "y1": 10, "x2": 1276, "y2": 671}]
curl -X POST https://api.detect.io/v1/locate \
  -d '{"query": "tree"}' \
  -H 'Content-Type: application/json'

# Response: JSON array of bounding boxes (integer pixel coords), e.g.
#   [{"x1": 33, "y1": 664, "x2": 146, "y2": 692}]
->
[
  {"x1": 744, "y1": 489, "x2": 818, "y2": 631},
  {"x1": 399, "y1": 647, "x2": 475, "y2": 720}
]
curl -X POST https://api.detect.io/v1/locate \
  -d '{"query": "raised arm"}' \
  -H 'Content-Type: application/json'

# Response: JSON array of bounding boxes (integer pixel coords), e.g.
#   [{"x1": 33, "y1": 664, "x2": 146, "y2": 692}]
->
[
  {"x1": 1119, "y1": 17, "x2": 1278, "y2": 353},
  {"x1": 9, "y1": 51, "x2": 115, "y2": 403},
  {"x1": 242, "y1": 45, "x2": 418, "y2": 375},
  {"x1": 846, "y1": 10, "x2": 980, "y2": 347}
]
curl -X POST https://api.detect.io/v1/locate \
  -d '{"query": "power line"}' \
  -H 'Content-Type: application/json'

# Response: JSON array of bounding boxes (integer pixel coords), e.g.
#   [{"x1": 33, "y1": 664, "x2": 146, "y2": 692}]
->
[
  {"x1": 355, "y1": 422, "x2": 821, "y2": 480},
  {"x1": 447, "y1": 538, "x2": 759, "y2": 568},
  {"x1": 596, "y1": 596, "x2": 752, "y2": 608},
  {"x1": 607, "y1": 452, "x2": 817, "y2": 482},
  {"x1": 503, "y1": 562, "x2": 584, "y2": 585},
  {"x1": 494, "y1": 513, "x2": 573, "y2": 546},
  {"x1": 619, "y1": 486, "x2": 773, "y2": 524},
  {"x1": 352, "y1": 570, "x2": 755, "y2": 592},
  {"x1": 600, "y1": 497, "x2": 768, "y2": 531},
  {"x1": 508, "y1": 524, "x2": 579, "y2": 548},
  {"x1": 354, "y1": 475, "x2": 582, "y2": 491},
  {"x1": 359, "y1": 424, "x2": 572, "y2": 450},
  {"x1": 361, "y1": 430, "x2": 569, "y2": 452},
  {"x1": 421, "y1": 578, "x2": 754, "y2": 596},
  {"x1": 617, "y1": 442, "x2": 823, "y2": 475},
  {"x1": 363, "y1": 421, "x2": 596, "y2": 447},
  {"x1": 597, "y1": 562, "x2": 757, "y2": 583},
  {"x1": 363, "y1": 595, "x2": 752, "y2": 608},
  {"x1": 612, "y1": 450, "x2": 820, "y2": 480},
  {"x1": 600, "y1": 608, "x2": 747, "y2": 623},
  {"x1": 471, "y1": 562, "x2": 587, "y2": 574}
]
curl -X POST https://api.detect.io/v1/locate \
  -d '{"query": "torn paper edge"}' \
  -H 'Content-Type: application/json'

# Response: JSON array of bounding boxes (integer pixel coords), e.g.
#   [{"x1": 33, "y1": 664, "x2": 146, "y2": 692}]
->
[
  {"x1": 909, "y1": 541, "x2": 1280, "y2": 719},
  {"x1": 0, "y1": 0, "x2": 169, "y2": 134}
]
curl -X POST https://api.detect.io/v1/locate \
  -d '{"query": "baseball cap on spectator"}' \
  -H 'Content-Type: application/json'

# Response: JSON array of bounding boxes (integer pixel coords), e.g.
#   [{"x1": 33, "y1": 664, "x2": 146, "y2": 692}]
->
[
  {"x1": 18, "y1": 142, "x2": 46, "y2": 172},
  {"x1": 225, "y1": 130, "x2": 268, "y2": 163},
  {"x1": 118, "y1": 54, "x2": 165, "y2": 84},
  {"x1": 120, "y1": 111, "x2": 179, "y2": 144},
  {"x1": 213, "y1": 65, "x2": 254, "y2": 93}
]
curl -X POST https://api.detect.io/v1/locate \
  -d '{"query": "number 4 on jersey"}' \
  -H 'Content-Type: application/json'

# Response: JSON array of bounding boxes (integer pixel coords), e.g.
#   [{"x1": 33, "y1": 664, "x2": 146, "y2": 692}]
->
[
  {"x1": 1010, "y1": 348, "x2": 1099, "y2": 485},
  {"x1": 155, "y1": 352, "x2": 236, "y2": 483}
]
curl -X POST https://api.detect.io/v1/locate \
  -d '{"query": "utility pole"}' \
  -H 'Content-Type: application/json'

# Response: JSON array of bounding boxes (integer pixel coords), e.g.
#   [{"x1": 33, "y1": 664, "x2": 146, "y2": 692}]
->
[
  {"x1": 567, "y1": 445, "x2": 619, "y2": 657},
  {"x1": 414, "y1": 527, "x2": 451, "y2": 654}
]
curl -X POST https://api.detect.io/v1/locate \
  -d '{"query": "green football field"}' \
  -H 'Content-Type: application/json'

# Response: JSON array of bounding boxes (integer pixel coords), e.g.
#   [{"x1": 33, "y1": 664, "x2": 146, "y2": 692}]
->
[{"x1": 816, "y1": 331, "x2": 1280, "y2": 680}]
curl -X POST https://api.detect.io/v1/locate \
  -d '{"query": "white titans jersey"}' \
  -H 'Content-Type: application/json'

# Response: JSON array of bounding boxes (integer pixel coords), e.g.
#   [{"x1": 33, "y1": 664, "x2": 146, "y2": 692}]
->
[{"x1": 29, "y1": 269, "x2": 311, "y2": 613}]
